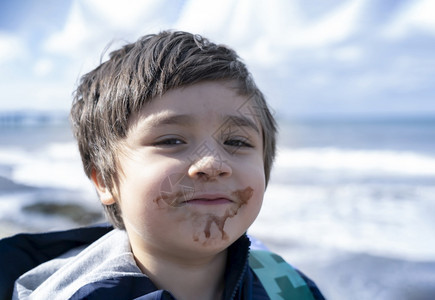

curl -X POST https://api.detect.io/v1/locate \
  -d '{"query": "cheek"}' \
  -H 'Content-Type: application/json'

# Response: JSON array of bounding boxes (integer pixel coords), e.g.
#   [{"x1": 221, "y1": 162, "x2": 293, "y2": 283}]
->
[
  {"x1": 242, "y1": 185, "x2": 264, "y2": 224},
  {"x1": 154, "y1": 172, "x2": 196, "y2": 208},
  {"x1": 243, "y1": 158, "x2": 266, "y2": 191},
  {"x1": 246, "y1": 164, "x2": 266, "y2": 219},
  {"x1": 117, "y1": 171, "x2": 165, "y2": 217}
]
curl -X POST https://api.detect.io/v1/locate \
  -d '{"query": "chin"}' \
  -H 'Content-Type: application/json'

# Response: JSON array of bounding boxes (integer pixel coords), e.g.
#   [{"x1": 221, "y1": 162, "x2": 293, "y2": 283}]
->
[{"x1": 190, "y1": 221, "x2": 247, "y2": 250}]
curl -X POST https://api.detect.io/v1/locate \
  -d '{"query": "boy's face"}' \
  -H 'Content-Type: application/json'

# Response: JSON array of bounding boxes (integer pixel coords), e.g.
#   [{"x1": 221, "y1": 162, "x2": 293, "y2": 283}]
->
[{"x1": 99, "y1": 81, "x2": 265, "y2": 258}]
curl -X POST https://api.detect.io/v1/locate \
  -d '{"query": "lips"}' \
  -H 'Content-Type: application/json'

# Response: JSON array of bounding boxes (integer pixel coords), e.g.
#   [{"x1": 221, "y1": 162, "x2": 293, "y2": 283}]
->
[{"x1": 184, "y1": 193, "x2": 233, "y2": 205}]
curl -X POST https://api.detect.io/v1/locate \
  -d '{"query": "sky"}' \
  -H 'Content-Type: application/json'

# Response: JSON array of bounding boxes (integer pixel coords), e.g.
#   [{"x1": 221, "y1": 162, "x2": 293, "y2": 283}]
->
[{"x1": 0, "y1": 0, "x2": 434, "y2": 118}]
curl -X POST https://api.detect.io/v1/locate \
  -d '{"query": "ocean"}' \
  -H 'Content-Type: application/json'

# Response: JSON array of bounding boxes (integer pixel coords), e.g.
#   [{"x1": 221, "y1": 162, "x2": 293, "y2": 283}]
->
[
  {"x1": 1, "y1": 114, "x2": 434, "y2": 299},
  {"x1": 255, "y1": 117, "x2": 435, "y2": 261}
]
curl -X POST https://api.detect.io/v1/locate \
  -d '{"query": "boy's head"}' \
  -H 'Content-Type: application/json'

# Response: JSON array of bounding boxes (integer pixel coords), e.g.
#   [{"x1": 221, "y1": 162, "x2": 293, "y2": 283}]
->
[{"x1": 70, "y1": 31, "x2": 277, "y2": 230}]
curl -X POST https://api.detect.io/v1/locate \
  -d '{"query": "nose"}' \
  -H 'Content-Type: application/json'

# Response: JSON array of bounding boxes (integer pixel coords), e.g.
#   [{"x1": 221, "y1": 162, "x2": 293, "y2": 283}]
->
[{"x1": 187, "y1": 147, "x2": 232, "y2": 180}]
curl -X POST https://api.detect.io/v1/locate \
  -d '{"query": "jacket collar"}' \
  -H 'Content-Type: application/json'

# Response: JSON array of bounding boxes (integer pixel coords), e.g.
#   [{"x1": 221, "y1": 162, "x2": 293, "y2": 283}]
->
[{"x1": 223, "y1": 234, "x2": 251, "y2": 299}]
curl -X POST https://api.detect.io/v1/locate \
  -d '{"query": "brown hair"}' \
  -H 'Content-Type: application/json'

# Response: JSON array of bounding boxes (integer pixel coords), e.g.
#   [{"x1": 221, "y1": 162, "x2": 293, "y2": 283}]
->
[{"x1": 70, "y1": 30, "x2": 277, "y2": 228}]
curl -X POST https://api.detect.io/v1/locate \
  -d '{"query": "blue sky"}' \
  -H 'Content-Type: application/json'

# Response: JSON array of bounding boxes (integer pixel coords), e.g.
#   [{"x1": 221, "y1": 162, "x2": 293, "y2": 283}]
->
[{"x1": 0, "y1": 0, "x2": 434, "y2": 118}]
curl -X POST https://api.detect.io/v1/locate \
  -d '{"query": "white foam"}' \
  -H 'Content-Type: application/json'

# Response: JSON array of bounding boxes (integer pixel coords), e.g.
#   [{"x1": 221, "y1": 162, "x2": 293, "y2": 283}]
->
[
  {"x1": 0, "y1": 142, "x2": 92, "y2": 192},
  {"x1": 250, "y1": 183, "x2": 435, "y2": 261},
  {"x1": 275, "y1": 147, "x2": 435, "y2": 176}
]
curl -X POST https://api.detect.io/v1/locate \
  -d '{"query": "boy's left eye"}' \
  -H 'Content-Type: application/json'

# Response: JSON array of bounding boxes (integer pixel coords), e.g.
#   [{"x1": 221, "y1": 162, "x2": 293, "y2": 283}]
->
[{"x1": 224, "y1": 138, "x2": 253, "y2": 148}]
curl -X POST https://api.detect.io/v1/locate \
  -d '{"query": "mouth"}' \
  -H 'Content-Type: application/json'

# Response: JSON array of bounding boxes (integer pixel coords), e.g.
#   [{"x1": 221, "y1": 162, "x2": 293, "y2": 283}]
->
[{"x1": 183, "y1": 193, "x2": 233, "y2": 206}]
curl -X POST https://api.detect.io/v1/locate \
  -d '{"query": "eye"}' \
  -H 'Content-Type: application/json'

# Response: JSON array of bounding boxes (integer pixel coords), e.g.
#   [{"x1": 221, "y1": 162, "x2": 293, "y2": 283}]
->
[
  {"x1": 153, "y1": 138, "x2": 186, "y2": 146},
  {"x1": 224, "y1": 138, "x2": 253, "y2": 148}
]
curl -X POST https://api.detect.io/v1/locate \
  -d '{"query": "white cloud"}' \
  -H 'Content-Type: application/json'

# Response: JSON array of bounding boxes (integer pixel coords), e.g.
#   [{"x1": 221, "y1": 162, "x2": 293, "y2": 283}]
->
[
  {"x1": 0, "y1": 33, "x2": 27, "y2": 65},
  {"x1": 41, "y1": 0, "x2": 182, "y2": 80},
  {"x1": 43, "y1": 1, "x2": 93, "y2": 56},
  {"x1": 175, "y1": 0, "x2": 236, "y2": 39},
  {"x1": 43, "y1": 0, "x2": 179, "y2": 57},
  {"x1": 382, "y1": 0, "x2": 435, "y2": 39},
  {"x1": 286, "y1": 0, "x2": 364, "y2": 48},
  {"x1": 39, "y1": 0, "x2": 364, "y2": 72},
  {"x1": 175, "y1": 0, "x2": 364, "y2": 67},
  {"x1": 1, "y1": 0, "x2": 434, "y2": 116},
  {"x1": 84, "y1": 0, "x2": 174, "y2": 30},
  {"x1": 33, "y1": 58, "x2": 54, "y2": 77},
  {"x1": 333, "y1": 45, "x2": 363, "y2": 63}
]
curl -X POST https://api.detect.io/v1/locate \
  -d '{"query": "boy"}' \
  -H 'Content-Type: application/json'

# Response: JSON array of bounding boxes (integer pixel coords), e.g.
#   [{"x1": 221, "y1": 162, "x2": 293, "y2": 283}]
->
[{"x1": 1, "y1": 31, "x2": 324, "y2": 299}]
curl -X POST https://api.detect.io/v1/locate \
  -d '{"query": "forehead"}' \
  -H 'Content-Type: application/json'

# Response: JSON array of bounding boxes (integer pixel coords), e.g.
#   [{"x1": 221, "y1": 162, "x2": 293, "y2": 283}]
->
[
  {"x1": 129, "y1": 81, "x2": 261, "y2": 129},
  {"x1": 158, "y1": 81, "x2": 247, "y2": 112}
]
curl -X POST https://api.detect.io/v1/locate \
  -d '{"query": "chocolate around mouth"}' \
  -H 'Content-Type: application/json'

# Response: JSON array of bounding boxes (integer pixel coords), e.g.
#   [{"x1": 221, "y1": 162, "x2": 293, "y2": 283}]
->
[
  {"x1": 154, "y1": 181, "x2": 254, "y2": 245},
  {"x1": 155, "y1": 187, "x2": 251, "y2": 208},
  {"x1": 156, "y1": 173, "x2": 195, "y2": 207},
  {"x1": 195, "y1": 186, "x2": 254, "y2": 244}
]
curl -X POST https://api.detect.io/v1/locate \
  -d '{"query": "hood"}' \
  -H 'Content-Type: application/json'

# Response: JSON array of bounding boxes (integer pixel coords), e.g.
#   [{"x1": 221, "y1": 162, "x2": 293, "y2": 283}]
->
[{"x1": 13, "y1": 229, "x2": 145, "y2": 299}]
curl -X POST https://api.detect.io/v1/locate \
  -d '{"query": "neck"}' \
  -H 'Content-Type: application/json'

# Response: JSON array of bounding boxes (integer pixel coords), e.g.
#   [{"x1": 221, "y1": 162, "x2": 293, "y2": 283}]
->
[{"x1": 133, "y1": 245, "x2": 228, "y2": 300}]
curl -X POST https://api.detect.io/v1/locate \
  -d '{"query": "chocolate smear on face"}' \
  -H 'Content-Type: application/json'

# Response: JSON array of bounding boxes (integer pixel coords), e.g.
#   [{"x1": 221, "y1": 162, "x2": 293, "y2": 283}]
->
[
  {"x1": 154, "y1": 190, "x2": 186, "y2": 208},
  {"x1": 204, "y1": 214, "x2": 229, "y2": 240},
  {"x1": 198, "y1": 186, "x2": 253, "y2": 243},
  {"x1": 155, "y1": 173, "x2": 195, "y2": 208},
  {"x1": 153, "y1": 183, "x2": 254, "y2": 245},
  {"x1": 232, "y1": 186, "x2": 253, "y2": 207}
]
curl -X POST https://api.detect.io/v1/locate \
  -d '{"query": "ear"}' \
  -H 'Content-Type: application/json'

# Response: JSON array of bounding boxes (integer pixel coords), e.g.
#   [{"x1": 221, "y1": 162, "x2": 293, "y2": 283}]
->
[{"x1": 91, "y1": 168, "x2": 116, "y2": 205}]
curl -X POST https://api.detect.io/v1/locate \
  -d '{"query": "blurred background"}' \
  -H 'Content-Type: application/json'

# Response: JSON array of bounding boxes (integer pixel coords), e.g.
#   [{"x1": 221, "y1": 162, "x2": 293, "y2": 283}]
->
[{"x1": 1, "y1": 0, "x2": 434, "y2": 299}]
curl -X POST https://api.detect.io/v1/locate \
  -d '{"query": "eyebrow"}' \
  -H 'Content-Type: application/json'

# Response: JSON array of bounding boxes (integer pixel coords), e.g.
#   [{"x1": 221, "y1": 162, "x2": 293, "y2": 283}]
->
[
  {"x1": 225, "y1": 115, "x2": 260, "y2": 133},
  {"x1": 139, "y1": 113, "x2": 194, "y2": 130}
]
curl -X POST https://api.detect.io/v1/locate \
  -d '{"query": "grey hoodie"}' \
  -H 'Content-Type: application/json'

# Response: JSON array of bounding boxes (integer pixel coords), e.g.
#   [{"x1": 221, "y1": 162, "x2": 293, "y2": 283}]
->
[{"x1": 13, "y1": 229, "x2": 145, "y2": 299}]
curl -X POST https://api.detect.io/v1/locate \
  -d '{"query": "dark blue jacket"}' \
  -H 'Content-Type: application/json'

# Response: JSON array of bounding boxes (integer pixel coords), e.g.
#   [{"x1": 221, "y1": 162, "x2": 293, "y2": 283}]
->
[{"x1": 0, "y1": 224, "x2": 324, "y2": 299}]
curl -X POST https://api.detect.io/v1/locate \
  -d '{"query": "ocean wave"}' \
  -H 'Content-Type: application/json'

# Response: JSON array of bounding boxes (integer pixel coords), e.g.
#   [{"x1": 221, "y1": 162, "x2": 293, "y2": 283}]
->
[
  {"x1": 0, "y1": 142, "x2": 92, "y2": 191},
  {"x1": 275, "y1": 147, "x2": 435, "y2": 176},
  {"x1": 250, "y1": 183, "x2": 435, "y2": 261}
]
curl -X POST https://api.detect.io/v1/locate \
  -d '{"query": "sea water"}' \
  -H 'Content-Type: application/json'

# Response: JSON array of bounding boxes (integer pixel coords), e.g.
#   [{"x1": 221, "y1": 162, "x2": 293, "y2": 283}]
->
[
  {"x1": 251, "y1": 117, "x2": 435, "y2": 264},
  {"x1": 0, "y1": 120, "x2": 99, "y2": 231},
  {"x1": 1, "y1": 115, "x2": 435, "y2": 262}
]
